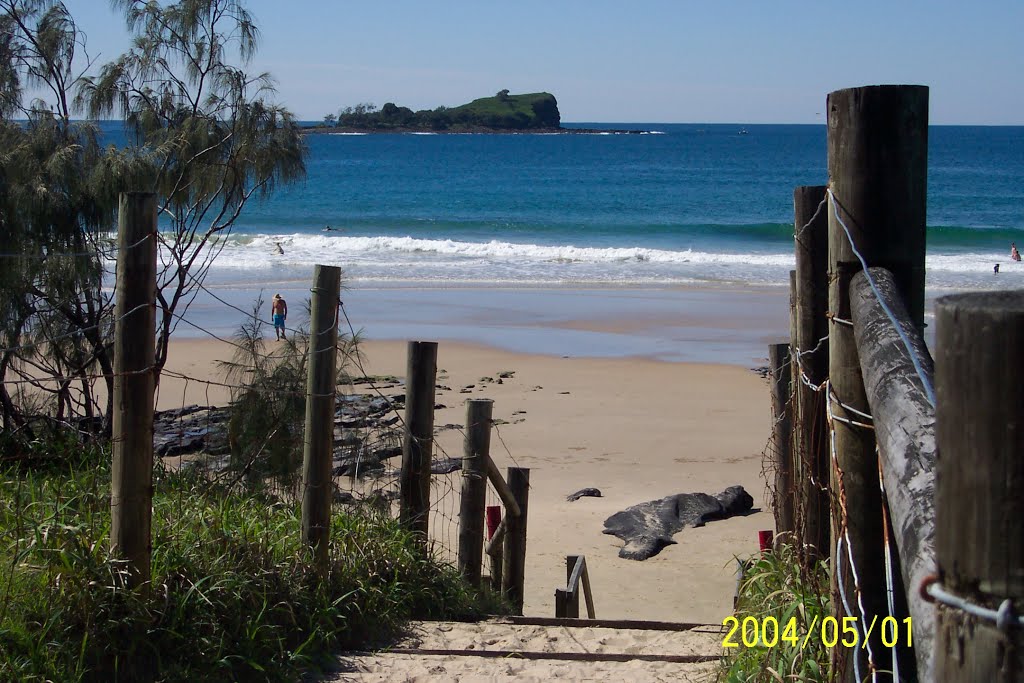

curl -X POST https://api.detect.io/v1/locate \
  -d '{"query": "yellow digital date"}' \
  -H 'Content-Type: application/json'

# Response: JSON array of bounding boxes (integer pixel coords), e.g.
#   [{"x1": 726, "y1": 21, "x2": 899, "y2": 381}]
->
[{"x1": 721, "y1": 615, "x2": 912, "y2": 650}]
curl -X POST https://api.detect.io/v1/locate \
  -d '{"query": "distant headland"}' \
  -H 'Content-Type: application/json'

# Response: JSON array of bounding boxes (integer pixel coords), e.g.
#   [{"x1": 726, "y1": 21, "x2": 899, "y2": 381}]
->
[{"x1": 305, "y1": 91, "x2": 644, "y2": 135}]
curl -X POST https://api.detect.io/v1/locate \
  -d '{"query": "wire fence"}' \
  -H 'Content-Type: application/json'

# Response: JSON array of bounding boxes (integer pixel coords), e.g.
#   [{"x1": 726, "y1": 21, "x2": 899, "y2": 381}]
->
[
  {"x1": 0, "y1": 269, "x2": 524, "y2": 591},
  {"x1": 759, "y1": 188, "x2": 934, "y2": 681}
]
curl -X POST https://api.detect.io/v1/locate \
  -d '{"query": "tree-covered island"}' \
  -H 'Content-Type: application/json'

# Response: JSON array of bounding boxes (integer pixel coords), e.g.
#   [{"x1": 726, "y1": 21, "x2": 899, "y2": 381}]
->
[{"x1": 310, "y1": 90, "x2": 641, "y2": 134}]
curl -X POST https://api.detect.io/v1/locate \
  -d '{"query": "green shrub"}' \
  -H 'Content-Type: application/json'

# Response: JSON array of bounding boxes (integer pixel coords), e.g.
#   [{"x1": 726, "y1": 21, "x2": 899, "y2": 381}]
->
[
  {"x1": 718, "y1": 544, "x2": 831, "y2": 682},
  {"x1": 0, "y1": 434, "x2": 495, "y2": 682}
]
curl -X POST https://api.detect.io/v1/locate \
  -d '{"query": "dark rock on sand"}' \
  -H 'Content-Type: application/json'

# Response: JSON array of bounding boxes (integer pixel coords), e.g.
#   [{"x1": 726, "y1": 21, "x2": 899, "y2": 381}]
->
[
  {"x1": 602, "y1": 485, "x2": 754, "y2": 560},
  {"x1": 567, "y1": 487, "x2": 602, "y2": 502},
  {"x1": 153, "y1": 405, "x2": 230, "y2": 457}
]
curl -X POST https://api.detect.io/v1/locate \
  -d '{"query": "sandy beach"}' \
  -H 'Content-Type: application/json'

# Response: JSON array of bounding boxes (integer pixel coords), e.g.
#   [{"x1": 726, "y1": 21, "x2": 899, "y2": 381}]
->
[{"x1": 159, "y1": 321, "x2": 774, "y2": 625}]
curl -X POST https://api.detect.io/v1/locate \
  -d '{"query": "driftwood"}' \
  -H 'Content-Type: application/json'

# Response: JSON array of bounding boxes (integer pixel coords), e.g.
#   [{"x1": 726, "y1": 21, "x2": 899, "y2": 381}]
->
[
  {"x1": 602, "y1": 486, "x2": 754, "y2": 560},
  {"x1": 849, "y1": 267, "x2": 936, "y2": 681}
]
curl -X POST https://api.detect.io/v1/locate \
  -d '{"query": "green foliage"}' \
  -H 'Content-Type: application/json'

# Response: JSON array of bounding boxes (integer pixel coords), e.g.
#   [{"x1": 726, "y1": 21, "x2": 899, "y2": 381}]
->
[
  {"x1": 218, "y1": 294, "x2": 362, "y2": 490},
  {"x1": 718, "y1": 544, "x2": 831, "y2": 683},
  {"x1": 0, "y1": 431, "x2": 496, "y2": 682},
  {"x1": 0, "y1": 0, "x2": 307, "y2": 434},
  {"x1": 331, "y1": 91, "x2": 561, "y2": 131}
]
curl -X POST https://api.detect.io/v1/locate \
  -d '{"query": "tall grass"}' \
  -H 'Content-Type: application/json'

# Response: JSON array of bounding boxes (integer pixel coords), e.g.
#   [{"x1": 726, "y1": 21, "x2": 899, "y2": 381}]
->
[
  {"x1": 0, "y1": 434, "x2": 497, "y2": 682},
  {"x1": 718, "y1": 544, "x2": 831, "y2": 682}
]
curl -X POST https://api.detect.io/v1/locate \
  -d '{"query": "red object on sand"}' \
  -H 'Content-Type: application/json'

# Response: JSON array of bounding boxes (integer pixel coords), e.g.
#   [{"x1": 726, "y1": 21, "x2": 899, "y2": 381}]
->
[
  {"x1": 486, "y1": 506, "x2": 502, "y2": 539},
  {"x1": 758, "y1": 530, "x2": 774, "y2": 551}
]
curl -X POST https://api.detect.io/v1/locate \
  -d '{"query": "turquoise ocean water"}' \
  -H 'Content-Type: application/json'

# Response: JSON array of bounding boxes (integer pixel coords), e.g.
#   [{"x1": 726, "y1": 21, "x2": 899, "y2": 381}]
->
[
  {"x1": 191, "y1": 122, "x2": 1024, "y2": 292},
  {"x1": 96, "y1": 121, "x2": 1021, "y2": 360}
]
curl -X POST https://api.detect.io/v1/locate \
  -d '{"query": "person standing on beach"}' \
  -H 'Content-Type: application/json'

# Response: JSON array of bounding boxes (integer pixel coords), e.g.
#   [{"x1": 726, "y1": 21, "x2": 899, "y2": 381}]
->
[{"x1": 271, "y1": 294, "x2": 288, "y2": 340}]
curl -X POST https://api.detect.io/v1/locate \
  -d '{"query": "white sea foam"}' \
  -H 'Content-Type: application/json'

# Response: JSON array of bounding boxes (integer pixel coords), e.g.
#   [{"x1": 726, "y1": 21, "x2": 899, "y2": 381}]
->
[{"x1": 194, "y1": 233, "x2": 1018, "y2": 290}]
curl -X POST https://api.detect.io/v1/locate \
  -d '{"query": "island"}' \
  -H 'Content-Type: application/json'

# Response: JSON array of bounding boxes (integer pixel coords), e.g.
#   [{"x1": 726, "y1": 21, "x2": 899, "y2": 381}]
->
[{"x1": 306, "y1": 91, "x2": 644, "y2": 134}]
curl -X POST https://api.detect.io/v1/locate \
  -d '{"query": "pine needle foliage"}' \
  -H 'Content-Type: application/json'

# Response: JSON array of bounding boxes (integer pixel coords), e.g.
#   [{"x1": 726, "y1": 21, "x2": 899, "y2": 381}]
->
[{"x1": 218, "y1": 293, "x2": 363, "y2": 491}]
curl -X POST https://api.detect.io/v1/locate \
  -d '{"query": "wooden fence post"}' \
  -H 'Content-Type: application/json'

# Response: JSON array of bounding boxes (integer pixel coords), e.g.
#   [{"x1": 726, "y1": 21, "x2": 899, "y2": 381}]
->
[
  {"x1": 769, "y1": 342, "x2": 794, "y2": 536},
  {"x1": 793, "y1": 185, "x2": 830, "y2": 564},
  {"x1": 400, "y1": 341, "x2": 437, "y2": 544},
  {"x1": 502, "y1": 466, "x2": 530, "y2": 614},
  {"x1": 110, "y1": 192, "x2": 157, "y2": 589},
  {"x1": 827, "y1": 84, "x2": 928, "y2": 678},
  {"x1": 850, "y1": 267, "x2": 937, "y2": 680},
  {"x1": 301, "y1": 264, "x2": 341, "y2": 573},
  {"x1": 934, "y1": 292, "x2": 1024, "y2": 682},
  {"x1": 458, "y1": 399, "x2": 492, "y2": 587}
]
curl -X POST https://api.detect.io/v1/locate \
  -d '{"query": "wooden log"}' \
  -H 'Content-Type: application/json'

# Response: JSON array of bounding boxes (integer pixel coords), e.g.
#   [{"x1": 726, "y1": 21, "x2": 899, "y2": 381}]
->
[
  {"x1": 580, "y1": 559, "x2": 596, "y2": 619},
  {"x1": 485, "y1": 455, "x2": 521, "y2": 518},
  {"x1": 827, "y1": 84, "x2": 928, "y2": 680},
  {"x1": 564, "y1": 555, "x2": 581, "y2": 618},
  {"x1": 458, "y1": 399, "x2": 493, "y2": 587},
  {"x1": 110, "y1": 192, "x2": 157, "y2": 589},
  {"x1": 769, "y1": 342, "x2": 794, "y2": 535},
  {"x1": 301, "y1": 264, "x2": 341, "y2": 574},
  {"x1": 850, "y1": 267, "x2": 936, "y2": 681},
  {"x1": 934, "y1": 291, "x2": 1024, "y2": 682},
  {"x1": 399, "y1": 341, "x2": 437, "y2": 542},
  {"x1": 501, "y1": 467, "x2": 530, "y2": 614},
  {"x1": 485, "y1": 517, "x2": 507, "y2": 556},
  {"x1": 486, "y1": 512, "x2": 506, "y2": 593},
  {"x1": 793, "y1": 185, "x2": 830, "y2": 563},
  {"x1": 490, "y1": 544, "x2": 504, "y2": 594}
]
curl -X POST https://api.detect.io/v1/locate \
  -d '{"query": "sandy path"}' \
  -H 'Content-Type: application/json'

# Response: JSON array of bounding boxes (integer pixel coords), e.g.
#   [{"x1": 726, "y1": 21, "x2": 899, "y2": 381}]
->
[{"x1": 323, "y1": 619, "x2": 722, "y2": 682}]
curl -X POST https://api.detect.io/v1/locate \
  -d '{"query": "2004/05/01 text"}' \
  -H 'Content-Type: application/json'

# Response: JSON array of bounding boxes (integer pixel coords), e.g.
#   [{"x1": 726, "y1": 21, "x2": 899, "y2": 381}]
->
[{"x1": 721, "y1": 616, "x2": 912, "y2": 650}]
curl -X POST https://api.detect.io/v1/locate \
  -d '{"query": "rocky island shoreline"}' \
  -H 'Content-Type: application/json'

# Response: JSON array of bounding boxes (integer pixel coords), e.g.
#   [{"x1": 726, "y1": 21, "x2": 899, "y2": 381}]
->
[{"x1": 305, "y1": 90, "x2": 651, "y2": 135}]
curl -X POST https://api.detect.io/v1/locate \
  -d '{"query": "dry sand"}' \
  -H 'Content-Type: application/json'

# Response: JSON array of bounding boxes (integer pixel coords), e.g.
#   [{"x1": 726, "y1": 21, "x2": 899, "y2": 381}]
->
[{"x1": 160, "y1": 336, "x2": 771, "y2": 625}]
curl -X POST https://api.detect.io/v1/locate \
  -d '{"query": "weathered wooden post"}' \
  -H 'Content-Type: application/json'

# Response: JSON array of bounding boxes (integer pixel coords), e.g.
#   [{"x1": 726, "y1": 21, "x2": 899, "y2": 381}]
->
[
  {"x1": 399, "y1": 341, "x2": 438, "y2": 544},
  {"x1": 502, "y1": 466, "x2": 530, "y2": 614},
  {"x1": 934, "y1": 291, "x2": 1024, "y2": 682},
  {"x1": 458, "y1": 399, "x2": 492, "y2": 587},
  {"x1": 301, "y1": 264, "x2": 341, "y2": 573},
  {"x1": 851, "y1": 267, "x2": 937, "y2": 680},
  {"x1": 110, "y1": 192, "x2": 157, "y2": 589},
  {"x1": 827, "y1": 84, "x2": 928, "y2": 678},
  {"x1": 793, "y1": 185, "x2": 830, "y2": 565},
  {"x1": 769, "y1": 342, "x2": 794, "y2": 536},
  {"x1": 486, "y1": 506, "x2": 504, "y2": 592}
]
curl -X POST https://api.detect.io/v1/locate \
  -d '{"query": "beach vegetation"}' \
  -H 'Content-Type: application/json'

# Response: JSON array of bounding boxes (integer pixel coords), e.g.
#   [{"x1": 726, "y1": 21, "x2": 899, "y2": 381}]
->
[
  {"x1": 0, "y1": 0, "x2": 306, "y2": 434},
  {"x1": 217, "y1": 294, "x2": 363, "y2": 490},
  {"x1": 718, "y1": 543, "x2": 830, "y2": 682},
  {"x1": 0, "y1": 430, "x2": 496, "y2": 681},
  {"x1": 330, "y1": 91, "x2": 561, "y2": 131}
]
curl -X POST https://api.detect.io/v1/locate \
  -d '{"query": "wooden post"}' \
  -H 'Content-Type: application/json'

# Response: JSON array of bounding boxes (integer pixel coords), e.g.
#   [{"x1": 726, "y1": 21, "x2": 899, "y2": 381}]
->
[
  {"x1": 934, "y1": 292, "x2": 1024, "y2": 682},
  {"x1": 301, "y1": 264, "x2": 341, "y2": 573},
  {"x1": 486, "y1": 507, "x2": 504, "y2": 592},
  {"x1": 566, "y1": 555, "x2": 581, "y2": 618},
  {"x1": 850, "y1": 268, "x2": 936, "y2": 681},
  {"x1": 110, "y1": 192, "x2": 157, "y2": 589},
  {"x1": 827, "y1": 84, "x2": 928, "y2": 679},
  {"x1": 399, "y1": 341, "x2": 437, "y2": 543},
  {"x1": 458, "y1": 399, "x2": 492, "y2": 587},
  {"x1": 502, "y1": 467, "x2": 530, "y2": 614},
  {"x1": 793, "y1": 185, "x2": 830, "y2": 564},
  {"x1": 769, "y1": 342, "x2": 794, "y2": 535}
]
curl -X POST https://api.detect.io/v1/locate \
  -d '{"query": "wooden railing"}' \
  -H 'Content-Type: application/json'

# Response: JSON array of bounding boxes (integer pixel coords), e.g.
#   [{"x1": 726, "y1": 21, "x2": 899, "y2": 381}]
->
[{"x1": 554, "y1": 554, "x2": 596, "y2": 619}]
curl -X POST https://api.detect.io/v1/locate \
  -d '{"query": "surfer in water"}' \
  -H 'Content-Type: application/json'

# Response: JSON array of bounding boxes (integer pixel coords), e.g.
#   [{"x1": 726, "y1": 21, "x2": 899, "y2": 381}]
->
[{"x1": 275, "y1": 242, "x2": 284, "y2": 255}]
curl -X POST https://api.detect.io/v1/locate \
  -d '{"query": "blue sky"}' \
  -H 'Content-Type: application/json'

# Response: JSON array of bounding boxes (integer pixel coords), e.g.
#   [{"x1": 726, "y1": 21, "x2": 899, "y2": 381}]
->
[{"x1": 58, "y1": 0, "x2": 1024, "y2": 124}]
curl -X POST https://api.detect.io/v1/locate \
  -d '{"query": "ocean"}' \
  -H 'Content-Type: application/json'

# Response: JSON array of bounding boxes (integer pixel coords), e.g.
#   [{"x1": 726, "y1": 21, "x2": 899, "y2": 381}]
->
[
  {"x1": 95, "y1": 121, "x2": 1024, "y2": 361},
  {"x1": 195, "y1": 122, "x2": 1024, "y2": 292}
]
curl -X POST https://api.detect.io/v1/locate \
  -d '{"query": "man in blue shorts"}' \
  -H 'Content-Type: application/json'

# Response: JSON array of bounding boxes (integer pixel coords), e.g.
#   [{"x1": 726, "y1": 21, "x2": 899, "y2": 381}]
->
[{"x1": 271, "y1": 294, "x2": 288, "y2": 340}]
